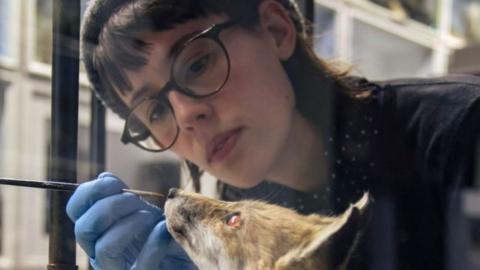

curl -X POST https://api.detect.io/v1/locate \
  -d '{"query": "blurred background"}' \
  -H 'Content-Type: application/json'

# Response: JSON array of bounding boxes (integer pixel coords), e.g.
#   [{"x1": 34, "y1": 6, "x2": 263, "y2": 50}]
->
[{"x1": 0, "y1": 0, "x2": 479, "y2": 269}]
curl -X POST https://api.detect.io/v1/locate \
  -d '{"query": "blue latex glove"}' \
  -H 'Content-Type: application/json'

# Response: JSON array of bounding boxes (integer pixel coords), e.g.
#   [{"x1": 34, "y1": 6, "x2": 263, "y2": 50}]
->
[{"x1": 66, "y1": 172, "x2": 197, "y2": 270}]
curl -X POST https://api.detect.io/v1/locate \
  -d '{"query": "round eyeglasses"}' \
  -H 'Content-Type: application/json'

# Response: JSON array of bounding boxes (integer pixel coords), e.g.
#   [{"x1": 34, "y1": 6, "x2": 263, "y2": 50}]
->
[{"x1": 121, "y1": 20, "x2": 237, "y2": 152}]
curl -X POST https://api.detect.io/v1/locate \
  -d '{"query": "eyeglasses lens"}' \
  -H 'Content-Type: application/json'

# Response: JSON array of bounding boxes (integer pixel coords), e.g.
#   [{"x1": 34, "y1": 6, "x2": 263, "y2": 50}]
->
[
  {"x1": 127, "y1": 99, "x2": 178, "y2": 151},
  {"x1": 173, "y1": 37, "x2": 229, "y2": 96}
]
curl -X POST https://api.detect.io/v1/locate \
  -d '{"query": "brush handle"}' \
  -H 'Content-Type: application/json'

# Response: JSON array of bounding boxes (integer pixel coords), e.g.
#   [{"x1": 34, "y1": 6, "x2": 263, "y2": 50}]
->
[{"x1": 0, "y1": 177, "x2": 164, "y2": 198}]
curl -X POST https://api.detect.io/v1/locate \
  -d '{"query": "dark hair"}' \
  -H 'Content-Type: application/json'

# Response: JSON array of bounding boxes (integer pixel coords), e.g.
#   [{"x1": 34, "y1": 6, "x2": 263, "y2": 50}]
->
[{"x1": 82, "y1": 0, "x2": 355, "y2": 192}]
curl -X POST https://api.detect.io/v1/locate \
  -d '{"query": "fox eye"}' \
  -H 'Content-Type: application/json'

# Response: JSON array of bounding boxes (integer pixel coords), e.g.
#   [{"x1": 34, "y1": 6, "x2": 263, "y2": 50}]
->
[{"x1": 224, "y1": 212, "x2": 241, "y2": 228}]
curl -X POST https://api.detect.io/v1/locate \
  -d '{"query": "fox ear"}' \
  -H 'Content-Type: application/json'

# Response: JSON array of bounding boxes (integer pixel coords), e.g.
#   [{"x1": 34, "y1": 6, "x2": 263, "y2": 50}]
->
[
  {"x1": 321, "y1": 200, "x2": 369, "y2": 269},
  {"x1": 274, "y1": 193, "x2": 371, "y2": 270}
]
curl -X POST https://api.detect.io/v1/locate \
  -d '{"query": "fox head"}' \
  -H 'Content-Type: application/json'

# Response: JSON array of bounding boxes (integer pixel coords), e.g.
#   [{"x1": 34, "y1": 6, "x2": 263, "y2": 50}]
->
[{"x1": 164, "y1": 189, "x2": 370, "y2": 270}]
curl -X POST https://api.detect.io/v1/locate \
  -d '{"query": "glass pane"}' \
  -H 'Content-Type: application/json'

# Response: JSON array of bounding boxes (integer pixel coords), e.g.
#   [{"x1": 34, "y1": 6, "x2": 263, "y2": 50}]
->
[
  {"x1": 76, "y1": 125, "x2": 181, "y2": 207},
  {"x1": 313, "y1": 4, "x2": 336, "y2": 59},
  {"x1": 351, "y1": 20, "x2": 433, "y2": 80},
  {"x1": 368, "y1": 0, "x2": 438, "y2": 27},
  {"x1": 0, "y1": 0, "x2": 17, "y2": 59},
  {"x1": 34, "y1": 0, "x2": 88, "y2": 65},
  {"x1": 0, "y1": 0, "x2": 8, "y2": 57},
  {"x1": 35, "y1": 0, "x2": 53, "y2": 64},
  {"x1": 451, "y1": 0, "x2": 480, "y2": 44}
]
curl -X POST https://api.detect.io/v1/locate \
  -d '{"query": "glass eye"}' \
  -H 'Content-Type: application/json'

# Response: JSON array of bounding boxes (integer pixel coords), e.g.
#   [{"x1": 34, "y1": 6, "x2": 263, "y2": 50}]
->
[{"x1": 224, "y1": 212, "x2": 241, "y2": 228}]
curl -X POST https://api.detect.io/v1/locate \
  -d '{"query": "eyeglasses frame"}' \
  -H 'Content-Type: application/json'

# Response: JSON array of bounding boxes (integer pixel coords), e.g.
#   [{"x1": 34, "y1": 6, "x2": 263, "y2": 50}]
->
[{"x1": 121, "y1": 20, "x2": 237, "y2": 152}]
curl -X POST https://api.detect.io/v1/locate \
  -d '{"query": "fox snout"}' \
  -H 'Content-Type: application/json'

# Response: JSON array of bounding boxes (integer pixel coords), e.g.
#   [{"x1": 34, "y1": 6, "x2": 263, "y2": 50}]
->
[
  {"x1": 165, "y1": 189, "x2": 193, "y2": 224},
  {"x1": 165, "y1": 188, "x2": 198, "y2": 226}
]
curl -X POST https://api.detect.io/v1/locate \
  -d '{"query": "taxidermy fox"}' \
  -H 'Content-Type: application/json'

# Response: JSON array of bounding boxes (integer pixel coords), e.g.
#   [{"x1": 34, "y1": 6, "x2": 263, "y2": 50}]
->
[{"x1": 164, "y1": 188, "x2": 370, "y2": 270}]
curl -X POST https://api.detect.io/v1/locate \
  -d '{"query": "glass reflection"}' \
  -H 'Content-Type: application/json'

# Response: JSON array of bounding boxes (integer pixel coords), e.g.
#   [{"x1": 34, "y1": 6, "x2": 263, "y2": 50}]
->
[
  {"x1": 35, "y1": 0, "x2": 88, "y2": 64},
  {"x1": 351, "y1": 20, "x2": 432, "y2": 80},
  {"x1": 452, "y1": 0, "x2": 480, "y2": 43},
  {"x1": 0, "y1": 0, "x2": 8, "y2": 57},
  {"x1": 35, "y1": 0, "x2": 52, "y2": 63},
  {"x1": 314, "y1": 4, "x2": 336, "y2": 59},
  {"x1": 369, "y1": 0, "x2": 438, "y2": 26}
]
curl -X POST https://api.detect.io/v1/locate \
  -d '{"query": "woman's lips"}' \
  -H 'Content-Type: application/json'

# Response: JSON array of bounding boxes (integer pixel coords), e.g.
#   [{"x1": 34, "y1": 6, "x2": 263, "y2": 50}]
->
[{"x1": 207, "y1": 128, "x2": 242, "y2": 163}]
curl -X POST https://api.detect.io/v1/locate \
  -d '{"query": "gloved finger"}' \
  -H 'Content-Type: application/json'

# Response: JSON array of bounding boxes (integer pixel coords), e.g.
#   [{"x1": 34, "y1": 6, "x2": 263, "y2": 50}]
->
[
  {"x1": 159, "y1": 240, "x2": 197, "y2": 270},
  {"x1": 75, "y1": 193, "x2": 163, "y2": 257},
  {"x1": 90, "y1": 210, "x2": 161, "y2": 270},
  {"x1": 67, "y1": 172, "x2": 127, "y2": 222},
  {"x1": 130, "y1": 220, "x2": 174, "y2": 270}
]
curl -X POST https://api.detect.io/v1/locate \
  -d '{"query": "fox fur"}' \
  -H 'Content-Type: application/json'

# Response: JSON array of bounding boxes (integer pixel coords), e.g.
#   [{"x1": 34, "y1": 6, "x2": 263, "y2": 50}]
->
[{"x1": 164, "y1": 189, "x2": 370, "y2": 270}]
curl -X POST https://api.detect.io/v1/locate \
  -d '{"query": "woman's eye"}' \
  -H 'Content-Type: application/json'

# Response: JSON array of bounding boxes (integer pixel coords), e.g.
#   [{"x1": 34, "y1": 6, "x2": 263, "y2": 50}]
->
[
  {"x1": 187, "y1": 54, "x2": 210, "y2": 77},
  {"x1": 148, "y1": 102, "x2": 168, "y2": 123}
]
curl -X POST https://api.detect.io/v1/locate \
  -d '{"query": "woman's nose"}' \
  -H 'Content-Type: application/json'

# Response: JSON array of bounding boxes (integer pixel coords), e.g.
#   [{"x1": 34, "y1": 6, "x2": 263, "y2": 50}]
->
[{"x1": 168, "y1": 91, "x2": 213, "y2": 131}]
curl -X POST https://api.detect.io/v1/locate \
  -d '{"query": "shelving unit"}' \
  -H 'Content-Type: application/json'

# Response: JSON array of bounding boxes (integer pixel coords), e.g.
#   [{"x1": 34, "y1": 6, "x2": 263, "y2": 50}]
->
[{"x1": 312, "y1": 0, "x2": 471, "y2": 80}]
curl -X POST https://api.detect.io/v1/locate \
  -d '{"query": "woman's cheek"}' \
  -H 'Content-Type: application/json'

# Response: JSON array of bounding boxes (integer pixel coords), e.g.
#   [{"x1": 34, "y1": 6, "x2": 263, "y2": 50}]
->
[{"x1": 169, "y1": 137, "x2": 199, "y2": 163}]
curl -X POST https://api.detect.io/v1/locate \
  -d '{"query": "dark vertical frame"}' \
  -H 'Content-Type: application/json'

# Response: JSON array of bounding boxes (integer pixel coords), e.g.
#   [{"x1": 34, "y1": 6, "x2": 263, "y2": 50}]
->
[
  {"x1": 0, "y1": 80, "x2": 9, "y2": 255},
  {"x1": 304, "y1": 0, "x2": 314, "y2": 27},
  {"x1": 87, "y1": 94, "x2": 106, "y2": 270},
  {"x1": 48, "y1": 0, "x2": 80, "y2": 269},
  {"x1": 298, "y1": 0, "x2": 315, "y2": 37},
  {"x1": 89, "y1": 95, "x2": 106, "y2": 179}
]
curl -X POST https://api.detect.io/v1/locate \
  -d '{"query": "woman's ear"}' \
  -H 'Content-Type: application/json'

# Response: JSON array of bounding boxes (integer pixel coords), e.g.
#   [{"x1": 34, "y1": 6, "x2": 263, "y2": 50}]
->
[{"x1": 257, "y1": 0, "x2": 297, "y2": 60}]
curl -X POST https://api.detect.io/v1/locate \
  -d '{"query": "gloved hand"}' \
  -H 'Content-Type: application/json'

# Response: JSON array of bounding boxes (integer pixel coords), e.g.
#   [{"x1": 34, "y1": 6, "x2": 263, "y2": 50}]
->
[{"x1": 66, "y1": 172, "x2": 197, "y2": 270}]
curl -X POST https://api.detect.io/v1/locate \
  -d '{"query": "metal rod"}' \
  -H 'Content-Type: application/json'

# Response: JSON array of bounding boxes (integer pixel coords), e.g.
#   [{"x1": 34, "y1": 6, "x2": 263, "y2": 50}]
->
[
  {"x1": 49, "y1": 0, "x2": 80, "y2": 268},
  {"x1": 0, "y1": 177, "x2": 164, "y2": 198}
]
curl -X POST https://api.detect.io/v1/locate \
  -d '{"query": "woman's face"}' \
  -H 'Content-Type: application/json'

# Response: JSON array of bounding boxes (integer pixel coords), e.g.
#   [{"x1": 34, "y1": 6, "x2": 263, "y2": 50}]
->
[{"x1": 117, "y1": 13, "x2": 302, "y2": 188}]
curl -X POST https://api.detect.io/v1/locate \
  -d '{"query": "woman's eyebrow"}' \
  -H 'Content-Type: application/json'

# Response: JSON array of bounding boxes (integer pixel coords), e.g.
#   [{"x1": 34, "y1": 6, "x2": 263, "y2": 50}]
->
[
  {"x1": 131, "y1": 84, "x2": 156, "y2": 107},
  {"x1": 167, "y1": 29, "x2": 203, "y2": 60},
  {"x1": 130, "y1": 28, "x2": 206, "y2": 105}
]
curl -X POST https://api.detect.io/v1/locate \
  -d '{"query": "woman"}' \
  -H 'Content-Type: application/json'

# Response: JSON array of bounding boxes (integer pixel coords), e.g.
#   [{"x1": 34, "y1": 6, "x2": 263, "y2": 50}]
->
[{"x1": 66, "y1": 0, "x2": 480, "y2": 269}]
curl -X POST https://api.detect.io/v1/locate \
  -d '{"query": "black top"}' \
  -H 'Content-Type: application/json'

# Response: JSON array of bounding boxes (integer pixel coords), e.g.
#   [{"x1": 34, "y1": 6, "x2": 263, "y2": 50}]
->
[{"x1": 220, "y1": 74, "x2": 480, "y2": 270}]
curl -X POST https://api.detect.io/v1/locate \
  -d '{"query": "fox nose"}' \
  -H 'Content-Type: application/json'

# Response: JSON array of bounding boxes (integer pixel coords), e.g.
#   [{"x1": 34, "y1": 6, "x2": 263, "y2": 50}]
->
[{"x1": 167, "y1": 188, "x2": 178, "y2": 199}]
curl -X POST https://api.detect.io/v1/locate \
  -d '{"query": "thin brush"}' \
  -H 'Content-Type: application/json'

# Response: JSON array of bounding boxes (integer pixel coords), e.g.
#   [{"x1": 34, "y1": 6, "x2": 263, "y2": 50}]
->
[{"x1": 0, "y1": 177, "x2": 164, "y2": 198}]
